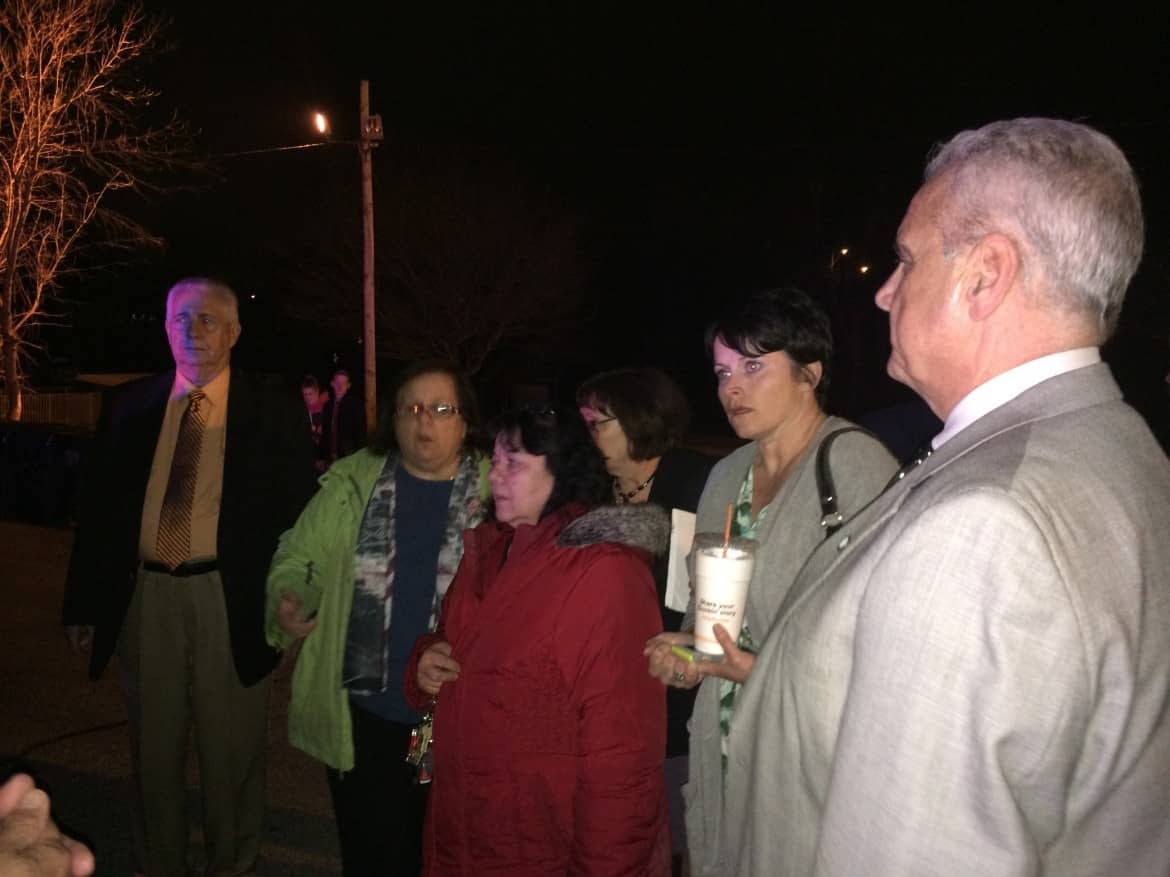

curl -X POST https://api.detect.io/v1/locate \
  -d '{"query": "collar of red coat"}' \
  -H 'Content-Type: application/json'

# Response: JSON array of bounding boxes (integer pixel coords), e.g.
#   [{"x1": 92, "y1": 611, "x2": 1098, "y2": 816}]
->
[
  {"x1": 466, "y1": 504, "x2": 588, "y2": 596},
  {"x1": 462, "y1": 501, "x2": 673, "y2": 599}
]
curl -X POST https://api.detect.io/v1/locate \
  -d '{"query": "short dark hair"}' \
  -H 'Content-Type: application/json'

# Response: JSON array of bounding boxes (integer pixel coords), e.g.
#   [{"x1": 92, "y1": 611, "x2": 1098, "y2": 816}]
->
[
  {"x1": 370, "y1": 360, "x2": 481, "y2": 455},
  {"x1": 332, "y1": 368, "x2": 350, "y2": 380},
  {"x1": 704, "y1": 287, "x2": 833, "y2": 408},
  {"x1": 575, "y1": 367, "x2": 690, "y2": 460},
  {"x1": 301, "y1": 375, "x2": 320, "y2": 391},
  {"x1": 491, "y1": 405, "x2": 609, "y2": 517}
]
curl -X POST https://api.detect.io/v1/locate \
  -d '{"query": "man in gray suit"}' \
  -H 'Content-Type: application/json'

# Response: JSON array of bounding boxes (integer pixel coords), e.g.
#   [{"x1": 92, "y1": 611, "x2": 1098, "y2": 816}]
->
[{"x1": 725, "y1": 118, "x2": 1170, "y2": 875}]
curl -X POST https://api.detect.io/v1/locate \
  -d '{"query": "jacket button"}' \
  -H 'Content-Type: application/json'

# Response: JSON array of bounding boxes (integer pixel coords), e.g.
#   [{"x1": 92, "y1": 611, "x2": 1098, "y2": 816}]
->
[{"x1": 837, "y1": 535, "x2": 850, "y2": 550}]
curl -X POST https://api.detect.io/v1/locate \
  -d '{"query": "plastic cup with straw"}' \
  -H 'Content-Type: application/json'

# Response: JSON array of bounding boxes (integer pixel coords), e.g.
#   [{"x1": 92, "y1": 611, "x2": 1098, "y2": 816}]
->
[{"x1": 691, "y1": 503, "x2": 756, "y2": 656}]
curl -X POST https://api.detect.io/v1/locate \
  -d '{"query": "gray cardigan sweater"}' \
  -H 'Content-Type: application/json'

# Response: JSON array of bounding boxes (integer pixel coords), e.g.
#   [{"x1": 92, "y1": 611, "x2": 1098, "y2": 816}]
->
[{"x1": 683, "y1": 416, "x2": 898, "y2": 876}]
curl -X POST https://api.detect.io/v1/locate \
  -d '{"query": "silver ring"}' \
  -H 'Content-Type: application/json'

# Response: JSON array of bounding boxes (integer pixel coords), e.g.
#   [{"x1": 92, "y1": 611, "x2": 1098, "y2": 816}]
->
[{"x1": 673, "y1": 671, "x2": 687, "y2": 683}]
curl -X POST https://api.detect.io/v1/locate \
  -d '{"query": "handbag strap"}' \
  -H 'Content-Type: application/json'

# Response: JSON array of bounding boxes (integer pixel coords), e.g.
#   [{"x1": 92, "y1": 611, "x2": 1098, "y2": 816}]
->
[{"x1": 815, "y1": 426, "x2": 878, "y2": 538}]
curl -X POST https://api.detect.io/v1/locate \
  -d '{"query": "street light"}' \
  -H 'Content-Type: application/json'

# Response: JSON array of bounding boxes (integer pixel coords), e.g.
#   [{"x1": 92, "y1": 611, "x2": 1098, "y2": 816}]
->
[
  {"x1": 311, "y1": 84, "x2": 383, "y2": 440},
  {"x1": 214, "y1": 107, "x2": 380, "y2": 438}
]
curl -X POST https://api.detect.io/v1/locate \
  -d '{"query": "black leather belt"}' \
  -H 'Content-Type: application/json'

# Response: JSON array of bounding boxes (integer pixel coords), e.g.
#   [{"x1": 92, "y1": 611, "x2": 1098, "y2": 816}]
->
[{"x1": 142, "y1": 559, "x2": 218, "y2": 577}]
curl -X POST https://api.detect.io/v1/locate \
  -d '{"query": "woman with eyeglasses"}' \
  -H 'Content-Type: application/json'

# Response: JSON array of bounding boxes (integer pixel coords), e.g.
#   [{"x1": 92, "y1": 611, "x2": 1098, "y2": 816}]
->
[
  {"x1": 265, "y1": 360, "x2": 490, "y2": 876},
  {"x1": 576, "y1": 366, "x2": 714, "y2": 867},
  {"x1": 404, "y1": 405, "x2": 673, "y2": 876}
]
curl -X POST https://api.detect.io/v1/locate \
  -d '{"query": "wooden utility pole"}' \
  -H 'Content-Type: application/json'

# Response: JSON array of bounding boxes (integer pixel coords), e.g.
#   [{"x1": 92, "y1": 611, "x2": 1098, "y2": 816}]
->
[{"x1": 358, "y1": 80, "x2": 382, "y2": 438}]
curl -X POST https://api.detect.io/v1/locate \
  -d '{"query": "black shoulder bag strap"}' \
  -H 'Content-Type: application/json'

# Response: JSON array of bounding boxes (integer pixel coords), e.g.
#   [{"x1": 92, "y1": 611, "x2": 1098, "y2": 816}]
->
[{"x1": 815, "y1": 426, "x2": 879, "y2": 539}]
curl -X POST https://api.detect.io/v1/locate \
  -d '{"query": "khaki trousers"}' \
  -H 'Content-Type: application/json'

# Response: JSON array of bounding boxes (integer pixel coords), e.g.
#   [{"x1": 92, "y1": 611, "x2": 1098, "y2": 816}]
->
[{"x1": 119, "y1": 566, "x2": 271, "y2": 876}]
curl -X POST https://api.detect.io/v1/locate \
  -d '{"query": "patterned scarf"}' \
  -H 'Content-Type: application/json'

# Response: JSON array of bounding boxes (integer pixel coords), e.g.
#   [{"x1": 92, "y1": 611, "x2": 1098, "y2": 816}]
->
[{"x1": 342, "y1": 452, "x2": 486, "y2": 693}]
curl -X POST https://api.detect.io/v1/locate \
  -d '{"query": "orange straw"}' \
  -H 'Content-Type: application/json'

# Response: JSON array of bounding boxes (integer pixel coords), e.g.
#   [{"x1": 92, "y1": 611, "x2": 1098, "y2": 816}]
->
[{"x1": 722, "y1": 502, "x2": 734, "y2": 557}]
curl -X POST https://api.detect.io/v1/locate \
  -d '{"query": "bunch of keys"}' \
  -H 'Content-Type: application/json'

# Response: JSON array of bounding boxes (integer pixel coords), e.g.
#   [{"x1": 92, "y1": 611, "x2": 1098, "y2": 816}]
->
[{"x1": 405, "y1": 705, "x2": 435, "y2": 784}]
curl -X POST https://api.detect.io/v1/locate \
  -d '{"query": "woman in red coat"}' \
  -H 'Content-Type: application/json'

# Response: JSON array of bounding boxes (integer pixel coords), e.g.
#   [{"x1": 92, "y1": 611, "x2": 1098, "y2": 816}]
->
[{"x1": 405, "y1": 405, "x2": 672, "y2": 876}]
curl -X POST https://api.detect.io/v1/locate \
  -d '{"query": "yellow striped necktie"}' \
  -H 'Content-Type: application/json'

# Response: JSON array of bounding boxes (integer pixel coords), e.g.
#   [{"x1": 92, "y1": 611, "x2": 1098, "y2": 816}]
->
[{"x1": 155, "y1": 390, "x2": 206, "y2": 570}]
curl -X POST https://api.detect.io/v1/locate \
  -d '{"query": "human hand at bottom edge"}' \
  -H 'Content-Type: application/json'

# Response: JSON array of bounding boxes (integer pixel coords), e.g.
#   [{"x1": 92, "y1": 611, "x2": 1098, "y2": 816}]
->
[{"x1": 0, "y1": 773, "x2": 95, "y2": 877}]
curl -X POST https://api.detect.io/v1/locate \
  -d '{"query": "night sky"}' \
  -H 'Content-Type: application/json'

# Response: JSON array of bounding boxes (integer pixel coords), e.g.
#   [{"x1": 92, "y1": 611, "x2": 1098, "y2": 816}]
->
[{"x1": 47, "y1": 2, "x2": 1170, "y2": 437}]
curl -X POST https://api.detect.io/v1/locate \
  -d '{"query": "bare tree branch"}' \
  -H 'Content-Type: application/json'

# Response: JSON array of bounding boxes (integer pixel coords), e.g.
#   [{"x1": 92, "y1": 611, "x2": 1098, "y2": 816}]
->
[{"x1": 0, "y1": 0, "x2": 191, "y2": 419}]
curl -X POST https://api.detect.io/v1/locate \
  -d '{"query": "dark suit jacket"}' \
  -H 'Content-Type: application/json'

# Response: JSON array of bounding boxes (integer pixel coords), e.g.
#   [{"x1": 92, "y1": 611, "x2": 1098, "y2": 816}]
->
[
  {"x1": 62, "y1": 369, "x2": 317, "y2": 687},
  {"x1": 322, "y1": 391, "x2": 365, "y2": 461}
]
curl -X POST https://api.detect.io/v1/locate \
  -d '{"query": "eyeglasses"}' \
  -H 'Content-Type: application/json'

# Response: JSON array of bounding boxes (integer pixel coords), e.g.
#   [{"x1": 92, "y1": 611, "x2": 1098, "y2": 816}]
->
[
  {"x1": 586, "y1": 416, "x2": 616, "y2": 434},
  {"x1": 396, "y1": 402, "x2": 461, "y2": 419}
]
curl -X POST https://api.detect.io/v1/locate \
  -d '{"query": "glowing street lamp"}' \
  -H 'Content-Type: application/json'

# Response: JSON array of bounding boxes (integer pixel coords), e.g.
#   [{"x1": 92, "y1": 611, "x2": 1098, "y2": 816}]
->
[
  {"x1": 215, "y1": 108, "x2": 377, "y2": 437},
  {"x1": 307, "y1": 89, "x2": 383, "y2": 440}
]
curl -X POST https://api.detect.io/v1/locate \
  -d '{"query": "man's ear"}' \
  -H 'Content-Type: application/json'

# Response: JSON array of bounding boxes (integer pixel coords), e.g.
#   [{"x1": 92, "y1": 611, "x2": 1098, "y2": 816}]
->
[
  {"x1": 801, "y1": 361, "x2": 823, "y2": 390},
  {"x1": 229, "y1": 321, "x2": 242, "y2": 348},
  {"x1": 964, "y1": 232, "x2": 1019, "y2": 322}
]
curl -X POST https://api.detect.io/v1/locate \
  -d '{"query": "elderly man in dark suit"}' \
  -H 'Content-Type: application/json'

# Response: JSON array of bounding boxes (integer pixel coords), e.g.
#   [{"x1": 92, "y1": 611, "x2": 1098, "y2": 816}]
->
[
  {"x1": 722, "y1": 119, "x2": 1170, "y2": 875},
  {"x1": 63, "y1": 278, "x2": 316, "y2": 876}
]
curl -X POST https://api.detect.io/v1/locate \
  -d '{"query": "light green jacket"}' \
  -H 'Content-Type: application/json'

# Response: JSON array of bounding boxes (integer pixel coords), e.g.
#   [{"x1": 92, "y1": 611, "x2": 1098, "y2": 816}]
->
[{"x1": 265, "y1": 448, "x2": 489, "y2": 771}]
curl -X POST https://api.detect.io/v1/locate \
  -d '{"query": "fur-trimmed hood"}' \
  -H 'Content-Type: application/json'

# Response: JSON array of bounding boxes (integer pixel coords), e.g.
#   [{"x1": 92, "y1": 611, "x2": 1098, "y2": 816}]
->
[{"x1": 556, "y1": 503, "x2": 671, "y2": 556}]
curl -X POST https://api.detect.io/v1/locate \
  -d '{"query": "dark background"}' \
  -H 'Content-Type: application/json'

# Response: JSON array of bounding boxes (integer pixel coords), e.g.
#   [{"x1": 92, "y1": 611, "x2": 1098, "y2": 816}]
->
[{"x1": 34, "y1": 2, "x2": 1170, "y2": 439}]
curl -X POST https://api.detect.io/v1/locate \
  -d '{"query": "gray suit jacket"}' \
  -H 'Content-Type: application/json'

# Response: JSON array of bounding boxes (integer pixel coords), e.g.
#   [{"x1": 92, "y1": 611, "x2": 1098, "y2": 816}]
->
[
  {"x1": 683, "y1": 417, "x2": 897, "y2": 876},
  {"x1": 724, "y1": 363, "x2": 1170, "y2": 876}
]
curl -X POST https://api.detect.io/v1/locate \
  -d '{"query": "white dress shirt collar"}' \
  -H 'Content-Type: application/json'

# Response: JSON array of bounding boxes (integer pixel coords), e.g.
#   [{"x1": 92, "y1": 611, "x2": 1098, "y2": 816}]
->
[
  {"x1": 932, "y1": 347, "x2": 1100, "y2": 450},
  {"x1": 170, "y1": 367, "x2": 230, "y2": 407}
]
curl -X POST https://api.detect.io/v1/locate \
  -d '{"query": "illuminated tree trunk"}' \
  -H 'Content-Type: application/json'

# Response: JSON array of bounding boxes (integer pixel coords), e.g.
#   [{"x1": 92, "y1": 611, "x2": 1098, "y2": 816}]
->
[
  {"x1": 1, "y1": 219, "x2": 22, "y2": 421},
  {"x1": 0, "y1": 0, "x2": 190, "y2": 423}
]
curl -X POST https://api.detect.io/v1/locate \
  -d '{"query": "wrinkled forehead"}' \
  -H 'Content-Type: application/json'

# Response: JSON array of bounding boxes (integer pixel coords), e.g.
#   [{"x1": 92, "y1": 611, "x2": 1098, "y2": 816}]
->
[
  {"x1": 898, "y1": 178, "x2": 951, "y2": 245},
  {"x1": 167, "y1": 282, "x2": 237, "y2": 319}
]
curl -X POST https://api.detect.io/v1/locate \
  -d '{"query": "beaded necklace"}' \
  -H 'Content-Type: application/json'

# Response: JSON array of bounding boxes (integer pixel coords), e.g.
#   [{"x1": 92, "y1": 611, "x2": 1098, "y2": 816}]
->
[{"x1": 614, "y1": 472, "x2": 656, "y2": 504}]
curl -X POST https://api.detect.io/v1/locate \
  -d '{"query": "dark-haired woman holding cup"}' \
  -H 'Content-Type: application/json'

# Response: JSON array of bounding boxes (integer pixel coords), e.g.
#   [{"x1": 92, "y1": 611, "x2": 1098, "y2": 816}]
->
[{"x1": 644, "y1": 288, "x2": 898, "y2": 876}]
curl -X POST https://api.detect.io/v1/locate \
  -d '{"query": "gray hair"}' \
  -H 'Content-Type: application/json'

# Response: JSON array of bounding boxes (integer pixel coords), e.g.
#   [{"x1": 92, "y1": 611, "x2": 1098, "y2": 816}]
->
[
  {"x1": 165, "y1": 277, "x2": 240, "y2": 323},
  {"x1": 925, "y1": 118, "x2": 1143, "y2": 339}
]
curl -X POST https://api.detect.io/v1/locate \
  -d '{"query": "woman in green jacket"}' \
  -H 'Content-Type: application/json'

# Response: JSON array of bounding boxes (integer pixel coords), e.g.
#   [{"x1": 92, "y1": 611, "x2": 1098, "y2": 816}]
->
[{"x1": 266, "y1": 360, "x2": 490, "y2": 877}]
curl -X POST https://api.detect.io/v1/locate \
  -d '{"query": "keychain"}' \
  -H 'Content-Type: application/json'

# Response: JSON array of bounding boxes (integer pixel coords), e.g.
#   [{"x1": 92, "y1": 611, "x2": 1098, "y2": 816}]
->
[{"x1": 405, "y1": 703, "x2": 435, "y2": 784}]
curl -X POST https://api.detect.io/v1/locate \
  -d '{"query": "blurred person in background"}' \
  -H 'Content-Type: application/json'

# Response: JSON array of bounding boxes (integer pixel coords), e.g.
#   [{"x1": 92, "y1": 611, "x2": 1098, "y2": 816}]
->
[
  {"x1": 323, "y1": 368, "x2": 365, "y2": 463},
  {"x1": 301, "y1": 375, "x2": 330, "y2": 472}
]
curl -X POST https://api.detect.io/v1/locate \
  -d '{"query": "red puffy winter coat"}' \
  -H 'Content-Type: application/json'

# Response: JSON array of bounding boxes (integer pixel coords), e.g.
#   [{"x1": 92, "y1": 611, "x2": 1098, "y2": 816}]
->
[{"x1": 405, "y1": 503, "x2": 671, "y2": 876}]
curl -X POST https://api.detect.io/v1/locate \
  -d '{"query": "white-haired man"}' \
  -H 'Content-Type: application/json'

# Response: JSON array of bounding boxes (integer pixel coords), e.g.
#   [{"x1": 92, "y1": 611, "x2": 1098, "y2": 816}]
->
[
  {"x1": 63, "y1": 278, "x2": 316, "y2": 876},
  {"x1": 720, "y1": 119, "x2": 1170, "y2": 875}
]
